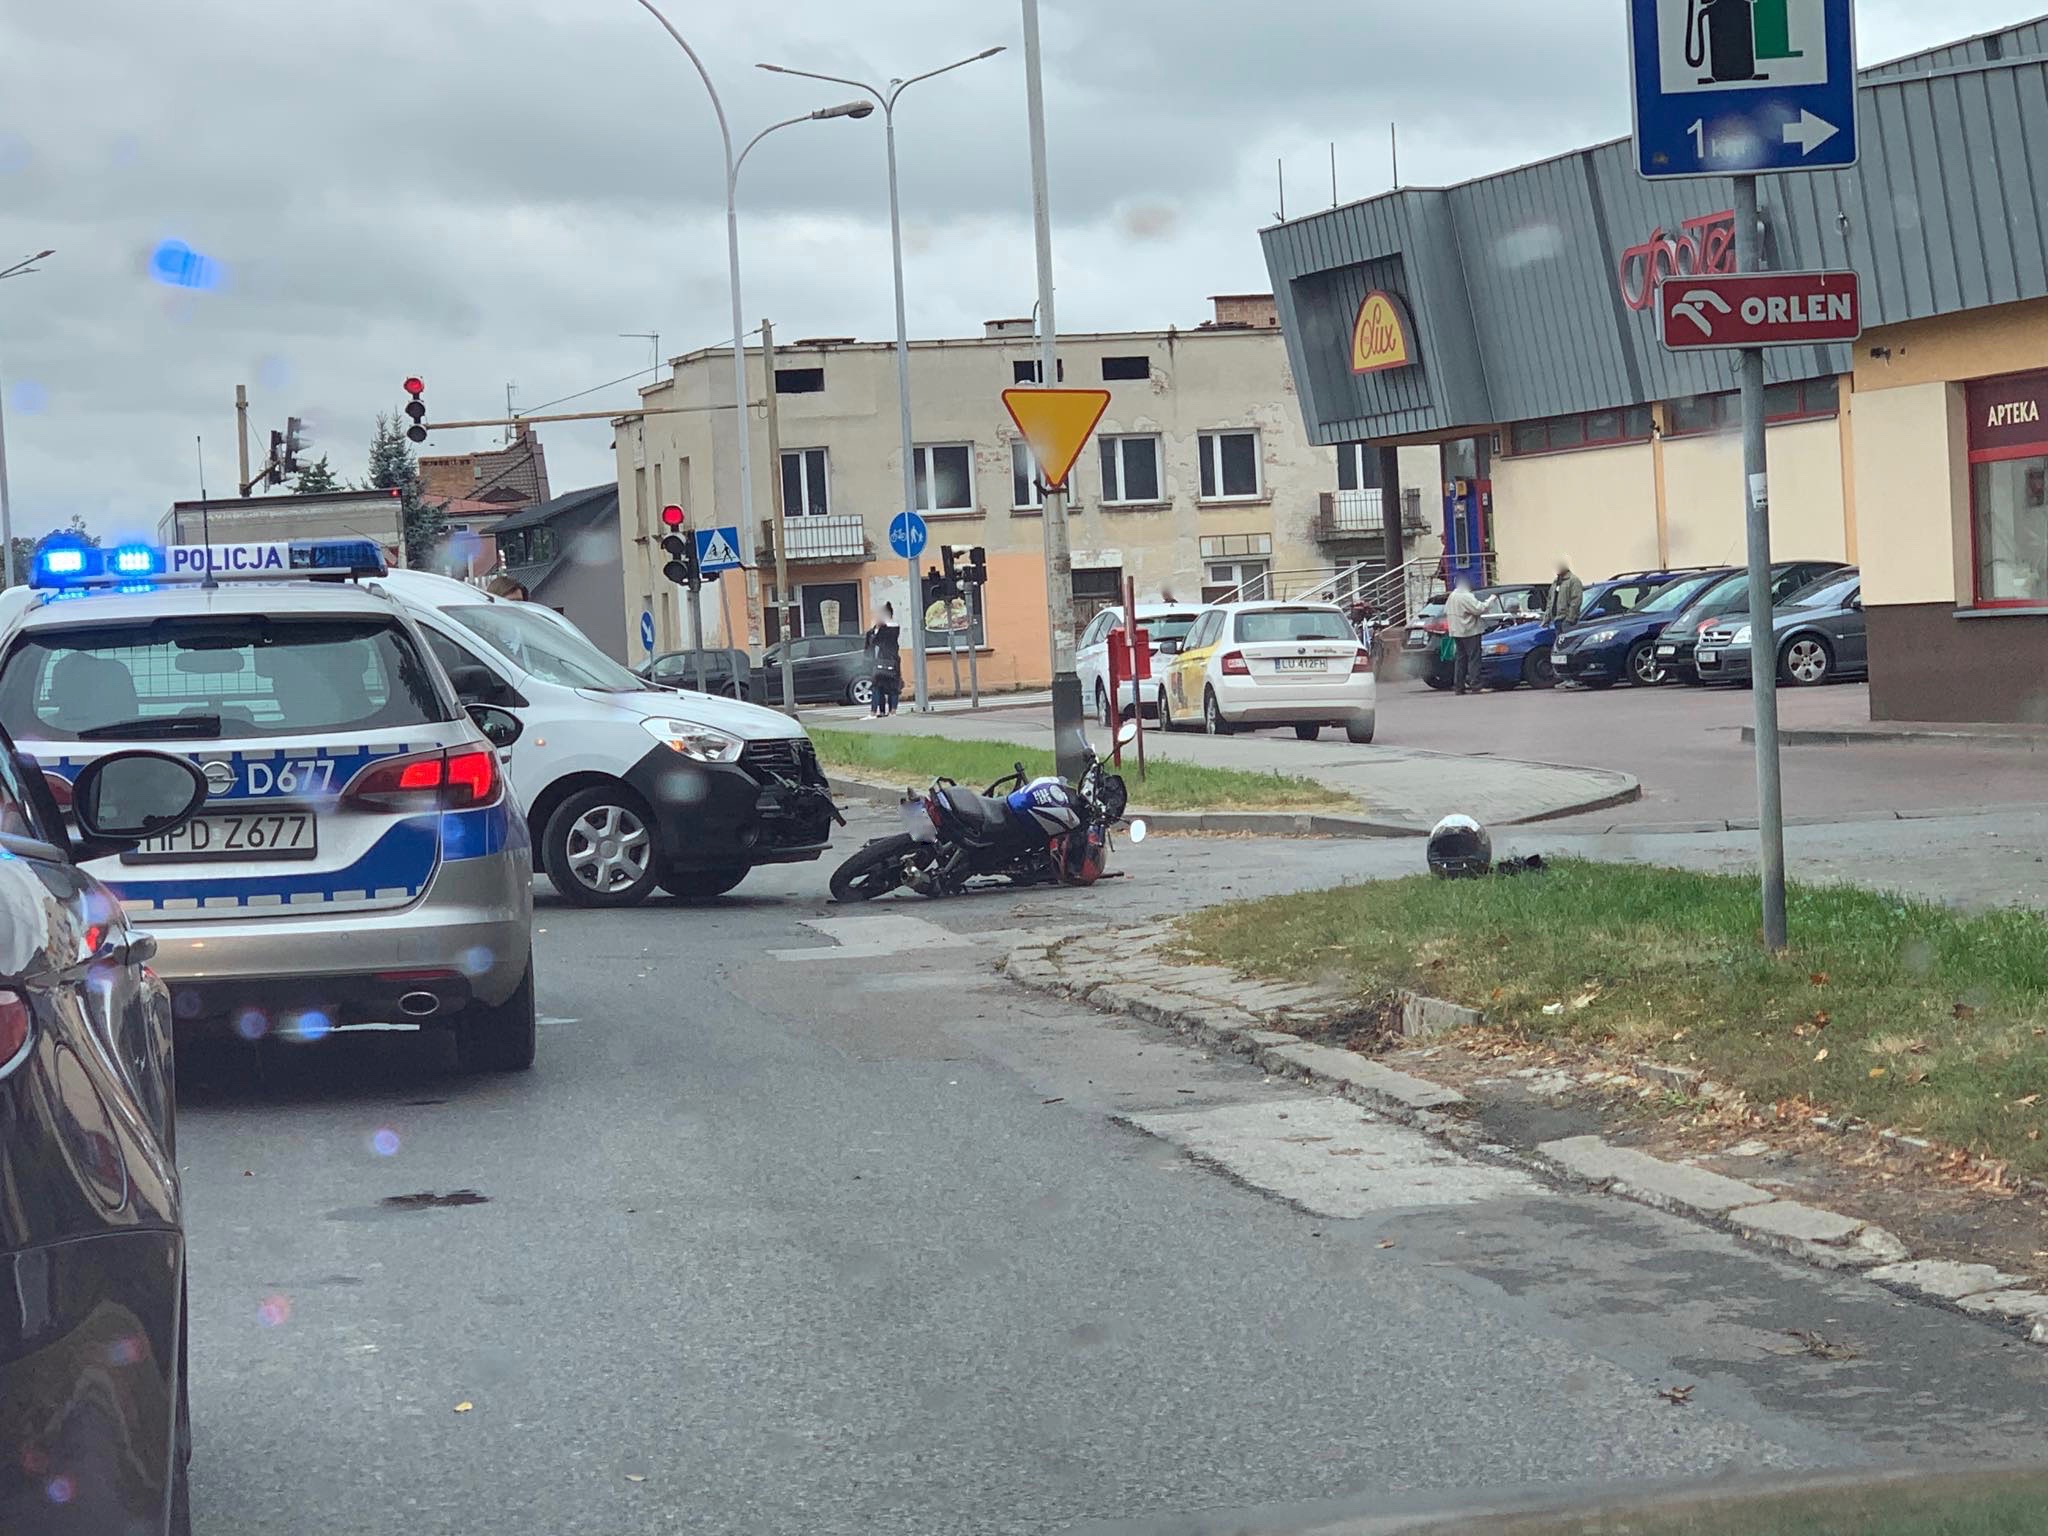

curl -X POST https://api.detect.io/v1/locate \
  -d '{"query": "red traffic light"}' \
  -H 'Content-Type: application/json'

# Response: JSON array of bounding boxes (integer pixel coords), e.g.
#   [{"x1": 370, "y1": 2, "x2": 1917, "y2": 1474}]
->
[
  {"x1": 403, "y1": 376, "x2": 424, "y2": 396},
  {"x1": 660, "y1": 504, "x2": 685, "y2": 528}
]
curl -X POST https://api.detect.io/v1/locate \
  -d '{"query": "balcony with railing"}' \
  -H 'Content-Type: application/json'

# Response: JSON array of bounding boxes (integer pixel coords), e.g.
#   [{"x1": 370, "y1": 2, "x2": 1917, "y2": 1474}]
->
[
  {"x1": 1316, "y1": 487, "x2": 1427, "y2": 544},
  {"x1": 761, "y1": 513, "x2": 872, "y2": 564}
]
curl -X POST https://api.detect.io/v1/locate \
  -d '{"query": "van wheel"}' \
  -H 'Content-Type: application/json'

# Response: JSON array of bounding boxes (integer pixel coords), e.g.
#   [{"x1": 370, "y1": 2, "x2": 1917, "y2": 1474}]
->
[
  {"x1": 660, "y1": 866, "x2": 748, "y2": 901},
  {"x1": 544, "y1": 787, "x2": 660, "y2": 907},
  {"x1": 457, "y1": 955, "x2": 537, "y2": 1072}
]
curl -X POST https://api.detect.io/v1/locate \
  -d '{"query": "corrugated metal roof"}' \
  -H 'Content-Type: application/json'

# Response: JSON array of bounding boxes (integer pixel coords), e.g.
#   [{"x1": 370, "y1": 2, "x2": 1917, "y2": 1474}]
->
[{"x1": 1264, "y1": 18, "x2": 2048, "y2": 445}]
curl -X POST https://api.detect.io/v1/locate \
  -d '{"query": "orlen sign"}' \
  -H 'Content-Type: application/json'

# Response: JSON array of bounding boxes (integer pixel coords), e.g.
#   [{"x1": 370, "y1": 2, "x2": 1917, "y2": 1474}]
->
[{"x1": 1658, "y1": 271, "x2": 1862, "y2": 351}]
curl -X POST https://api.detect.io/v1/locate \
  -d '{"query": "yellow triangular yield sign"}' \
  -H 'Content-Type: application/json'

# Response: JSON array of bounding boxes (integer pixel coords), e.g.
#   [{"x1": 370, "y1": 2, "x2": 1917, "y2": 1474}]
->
[{"x1": 1001, "y1": 387, "x2": 1112, "y2": 491}]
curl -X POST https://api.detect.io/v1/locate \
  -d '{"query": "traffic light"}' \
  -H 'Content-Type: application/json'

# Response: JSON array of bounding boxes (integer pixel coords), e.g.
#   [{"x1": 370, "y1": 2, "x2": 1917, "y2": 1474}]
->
[
  {"x1": 923, "y1": 562, "x2": 958, "y2": 605},
  {"x1": 283, "y1": 416, "x2": 308, "y2": 474},
  {"x1": 403, "y1": 376, "x2": 428, "y2": 444},
  {"x1": 659, "y1": 506, "x2": 697, "y2": 588},
  {"x1": 941, "y1": 544, "x2": 958, "y2": 592},
  {"x1": 265, "y1": 429, "x2": 285, "y2": 488},
  {"x1": 963, "y1": 545, "x2": 988, "y2": 586}
]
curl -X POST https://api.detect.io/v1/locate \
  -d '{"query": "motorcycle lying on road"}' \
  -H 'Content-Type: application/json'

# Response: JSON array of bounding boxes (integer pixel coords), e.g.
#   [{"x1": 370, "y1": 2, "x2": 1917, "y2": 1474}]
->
[{"x1": 829, "y1": 722, "x2": 1147, "y2": 903}]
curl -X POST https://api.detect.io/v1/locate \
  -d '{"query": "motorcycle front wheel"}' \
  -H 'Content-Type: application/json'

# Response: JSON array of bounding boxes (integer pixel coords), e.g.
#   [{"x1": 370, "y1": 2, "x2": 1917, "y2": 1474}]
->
[{"x1": 829, "y1": 833, "x2": 922, "y2": 903}]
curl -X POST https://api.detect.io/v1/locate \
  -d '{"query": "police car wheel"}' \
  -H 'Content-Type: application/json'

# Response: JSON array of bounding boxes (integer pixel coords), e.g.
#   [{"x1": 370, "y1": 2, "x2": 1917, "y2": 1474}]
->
[
  {"x1": 660, "y1": 866, "x2": 747, "y2": 901},
  {"x1": 458, "y1": 955, "x2": 536, "y2": 1073},
  {"x1": 545, "y1": 787, "x2": 661, "y2": 907}
]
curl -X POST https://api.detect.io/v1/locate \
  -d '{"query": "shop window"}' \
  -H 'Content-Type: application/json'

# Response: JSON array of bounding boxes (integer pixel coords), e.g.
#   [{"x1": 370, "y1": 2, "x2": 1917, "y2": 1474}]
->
[
  {"x1": 1972, "y1": 458, "x2": 2048, "y2": 604},
  {"x1": 775, "y1": 367, "x2": 825, "y2": 394},
  {"x1": 1197, "y1": 430, "x2": 1260, "y2": 500},
  {"x1": 1667, "y1": 393, "x2": 1734, "y2": 435},
  {"x1": 1101, "y1": 355, "x2": 1151, "y2": 381},
  {"x1": 913, "y1": 443, "x2": 975, "y2": 513},
  {"x1": 1506, "y1": 407, "x2": 1655, "y2": 454},
  {"x1": 1624, "y1": 405, "x2": 1654, "y2": 438},
  {"x1": 1547, "y1": 415, "x2": 1585, "y2": 449},
  {"x1": 1764, "y1": 378, "x2": 1841, "y2": 422},
  {"x1": 1099, "y1": 434, "x2": 1163, "y2": 504},
  {"x1": 1510, "y1": 422, "x2": 1547, "y2": 455},
  {"x1": 1010, "y1": 440, "x2": 1043, "y2": 510}
]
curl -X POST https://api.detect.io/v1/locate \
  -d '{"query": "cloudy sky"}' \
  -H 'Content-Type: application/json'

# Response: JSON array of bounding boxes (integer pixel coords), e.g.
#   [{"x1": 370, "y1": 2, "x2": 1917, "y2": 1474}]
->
[{"x1": 0, "y1": 0, "x2": 2036, "y2": 543}]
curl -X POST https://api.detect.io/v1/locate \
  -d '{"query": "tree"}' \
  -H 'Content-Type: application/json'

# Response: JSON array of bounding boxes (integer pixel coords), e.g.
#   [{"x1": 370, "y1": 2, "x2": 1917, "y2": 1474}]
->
[
  {"x1": 292, "y1": 454, "x2": 341, "y2": 494},
  {"x1": 366, "y1": 413, "x2": 446, "y2": 570},
  {"x1": 9, "y1": 513, "x2": 98, "y2": 585}
]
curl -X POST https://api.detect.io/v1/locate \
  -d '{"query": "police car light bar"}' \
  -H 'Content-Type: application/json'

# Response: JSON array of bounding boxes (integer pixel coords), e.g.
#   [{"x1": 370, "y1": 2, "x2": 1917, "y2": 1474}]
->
[{"x1": 30, "y1": 538, "x2": 389, "y2": 590}]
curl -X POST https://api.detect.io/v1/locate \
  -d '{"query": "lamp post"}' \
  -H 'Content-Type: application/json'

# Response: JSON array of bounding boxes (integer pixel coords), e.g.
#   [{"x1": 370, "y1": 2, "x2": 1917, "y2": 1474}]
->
[
  {"x1": 0, "y1": 248, "x2": 54, "y2": 590},
  {"x1": 759, "y1": 46, "x2": 1006, "y2": 712},
  {"x1": 628, "y1": 1, "x2": 868, "y2": 651}
]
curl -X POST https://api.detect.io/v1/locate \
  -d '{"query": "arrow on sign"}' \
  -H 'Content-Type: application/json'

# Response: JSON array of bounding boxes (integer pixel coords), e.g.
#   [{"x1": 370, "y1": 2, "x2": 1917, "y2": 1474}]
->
[
  {"x1": 1782, "y1": 110, "x2": 1841, "y2": 157},
  {"x1": 1001, "y1": 387, "x2": 1112, "y2": 491}
]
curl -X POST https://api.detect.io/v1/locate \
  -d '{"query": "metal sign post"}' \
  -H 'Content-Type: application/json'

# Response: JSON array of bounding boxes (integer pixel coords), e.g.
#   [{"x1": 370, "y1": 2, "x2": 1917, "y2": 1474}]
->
[
  {"x1": 964, "y1": 578, "x2": 981, "y2": 707},
  {"x1": 1633, "y1": 0, "x2": 1857, "y2": 952},
  {"x1": 1125, "y1": 573, "x2": 1147, "y2": 781}
]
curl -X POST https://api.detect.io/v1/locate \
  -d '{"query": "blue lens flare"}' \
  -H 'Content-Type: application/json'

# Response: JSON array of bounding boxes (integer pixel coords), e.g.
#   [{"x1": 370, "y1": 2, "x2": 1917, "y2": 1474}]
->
[
  {"x1": 41, "y1": 549, "x2": 84, "y2": 575},
  {"x1": 149, "y1": 238, "x2": 223, "y2": 291},
  {"x1": 111, "y1": 546, "x2": 156, "y2": 575}
]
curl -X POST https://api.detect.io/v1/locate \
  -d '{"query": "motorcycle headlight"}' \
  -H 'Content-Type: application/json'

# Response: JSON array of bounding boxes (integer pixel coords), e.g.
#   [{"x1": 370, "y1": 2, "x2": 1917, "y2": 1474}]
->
[
  {"x1": 1731, "y1": 625, "x2": 1752, "y2": 646},
  {"x1": 1582, "y1": 628, "x2": 1617, "y2": 646},
  {"x1": 640, "y1": 716, "x2": 743, "y2": 763}
]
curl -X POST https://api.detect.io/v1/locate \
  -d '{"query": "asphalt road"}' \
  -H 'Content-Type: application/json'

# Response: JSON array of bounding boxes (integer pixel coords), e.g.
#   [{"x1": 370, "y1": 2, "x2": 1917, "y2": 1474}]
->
[{"x1": 178, "y1": 814, "x2": 2048, "y2": 1535}]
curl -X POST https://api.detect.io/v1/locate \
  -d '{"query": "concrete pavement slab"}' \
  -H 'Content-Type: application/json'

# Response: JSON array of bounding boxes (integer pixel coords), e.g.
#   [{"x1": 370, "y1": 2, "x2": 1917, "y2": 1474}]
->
[{"x1": 1534, "y1": 1136, "x2": 1771, "y2": 1215}]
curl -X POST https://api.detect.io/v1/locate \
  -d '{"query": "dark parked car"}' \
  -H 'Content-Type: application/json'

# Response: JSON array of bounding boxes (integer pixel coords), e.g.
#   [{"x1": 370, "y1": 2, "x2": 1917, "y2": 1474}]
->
[
  {"x1": 1, "y1": 742, "x2": 211, "y2": 1536},
  {"x1": 1694, "y1": 567, "x2": 1867, "y2": 686},
  {"x1": 1552, "y1": 567, "x2": 1733, "y2": 687},
  {"x1": 757, "y1": 634, "x2": 876, "y2": 707},
  {"x1": 1411, "y1": 583, "x2": 1552, "y2": 688},
  {"x1": 1653, "y1": 560, "x2": 1849, "y2": 682},
  {"x1": 1476, "y1": 569, "x2": 1707, "y2": 691},
  {"x1": 637, "y1": 647, "x2": 756, "y2": 699}
]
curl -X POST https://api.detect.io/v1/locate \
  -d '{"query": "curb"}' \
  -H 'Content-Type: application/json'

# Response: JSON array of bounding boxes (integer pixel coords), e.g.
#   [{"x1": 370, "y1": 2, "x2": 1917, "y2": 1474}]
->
[
  {"x1": 1749, "y1": 724, "x2": 2048, "y2": 752},
  {"x1": 1000, "y1": 926, "x2": 2048, "y2": 1350},
  {"x1": 826, "y1": 768, "x2": 1642, "y2": 840}
]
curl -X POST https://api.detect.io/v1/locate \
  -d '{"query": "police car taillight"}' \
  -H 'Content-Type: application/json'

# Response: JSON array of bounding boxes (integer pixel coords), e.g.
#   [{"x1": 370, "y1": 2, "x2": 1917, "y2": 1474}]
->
[{"x1": 344, "y1": 748, "x2": 498, "y2": 812}]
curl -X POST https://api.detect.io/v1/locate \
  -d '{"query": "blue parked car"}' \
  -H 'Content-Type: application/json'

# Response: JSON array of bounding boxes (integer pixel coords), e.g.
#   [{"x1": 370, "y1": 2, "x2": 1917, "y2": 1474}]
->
[
  {"x1": 1550, "y1": 568, "x2": 1734, "y2": 688},
  {"x1": 1478, "y1": 570, "x2": 1713, "y2": 690}
]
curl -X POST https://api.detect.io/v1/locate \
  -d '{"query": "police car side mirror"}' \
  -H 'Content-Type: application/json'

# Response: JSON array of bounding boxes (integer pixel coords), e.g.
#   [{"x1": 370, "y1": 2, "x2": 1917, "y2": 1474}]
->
[
  {"x1": 466, "y1": 704, "x2": 524, "y2": 749},
  {"x1": 70, "y1": 750, "x2": 208, "y2": 859}
]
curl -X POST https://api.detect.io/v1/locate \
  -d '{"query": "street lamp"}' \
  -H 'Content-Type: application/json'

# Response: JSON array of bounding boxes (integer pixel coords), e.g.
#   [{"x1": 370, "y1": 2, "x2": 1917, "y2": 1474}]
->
[
  {"x1": 0, "y1": 248, "x2": 55, "y2": 588},
  {"x1": 627, "y1": 1, "x2": 868, "y2": 653},
  {"x1": 759, "y1": 47, "x2": 1007, "y2": 712}
]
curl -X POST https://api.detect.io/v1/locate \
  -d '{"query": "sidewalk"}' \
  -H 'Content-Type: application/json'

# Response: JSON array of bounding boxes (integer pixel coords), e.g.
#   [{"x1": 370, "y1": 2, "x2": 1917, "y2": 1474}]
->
[{"x1": 1749, "y1": 719, "x2": 2048, "y2": 751}]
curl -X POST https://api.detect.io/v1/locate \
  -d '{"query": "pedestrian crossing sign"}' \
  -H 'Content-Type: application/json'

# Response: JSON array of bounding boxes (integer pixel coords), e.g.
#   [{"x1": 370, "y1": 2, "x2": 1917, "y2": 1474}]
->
[{"x1": 695, "y1": 526, "x2": 743, "y2": 573}]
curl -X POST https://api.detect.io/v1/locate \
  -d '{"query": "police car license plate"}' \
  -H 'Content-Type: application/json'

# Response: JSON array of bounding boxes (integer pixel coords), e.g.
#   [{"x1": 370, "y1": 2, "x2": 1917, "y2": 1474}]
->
[
  {"x1": 1272, "y1": 658, "x2": 1326, "y2": 671},
  {"x1": 128, "y1": 808, "x2": 317, "y2": 862}
]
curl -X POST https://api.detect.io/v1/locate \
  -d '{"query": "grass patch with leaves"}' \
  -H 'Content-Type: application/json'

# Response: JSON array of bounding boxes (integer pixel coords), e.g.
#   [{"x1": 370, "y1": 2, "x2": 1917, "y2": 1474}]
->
[
  {"x1": 1178, "y1": 859, "x2": 2048, "y2": 1177},
  {"x1": 808, "y1": 728, "x2": 1352, "y2": 813}
]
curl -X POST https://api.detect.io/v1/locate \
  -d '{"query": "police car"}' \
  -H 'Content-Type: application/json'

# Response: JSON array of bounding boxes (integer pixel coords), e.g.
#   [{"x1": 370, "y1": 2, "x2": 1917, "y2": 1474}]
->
[{"x1": 0, "y1": 538, "x2": 538, "y2": 1070}]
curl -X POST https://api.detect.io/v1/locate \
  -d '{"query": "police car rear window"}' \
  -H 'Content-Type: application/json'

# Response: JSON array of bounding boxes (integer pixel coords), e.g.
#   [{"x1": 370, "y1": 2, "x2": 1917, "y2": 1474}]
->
[{"x1": 0, "y1": 616, "x2": 450, "y2": 741}]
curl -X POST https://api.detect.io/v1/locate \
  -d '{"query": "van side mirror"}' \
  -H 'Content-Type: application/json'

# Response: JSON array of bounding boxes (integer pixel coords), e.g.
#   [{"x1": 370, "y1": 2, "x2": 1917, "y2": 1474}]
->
[
  {"x1": 466, "y1": 704, "x2": 524, "y2": 748},
  {"x1": 447, "y1": 663, "x2": 514, "y2": 707}
]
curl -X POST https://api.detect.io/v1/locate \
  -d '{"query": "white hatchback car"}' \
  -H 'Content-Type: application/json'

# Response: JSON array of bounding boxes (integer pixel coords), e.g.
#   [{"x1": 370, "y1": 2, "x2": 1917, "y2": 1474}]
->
[
  {"x1": 1156, "y1": 600, "x2": 1376, "y2": 743},
  {"x1": 1075, "y1": 603, "x2": 1201, "y2": 725}
]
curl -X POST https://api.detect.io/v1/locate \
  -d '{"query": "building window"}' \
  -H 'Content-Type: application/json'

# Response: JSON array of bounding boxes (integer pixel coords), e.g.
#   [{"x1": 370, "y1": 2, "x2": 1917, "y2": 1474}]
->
[
  {"x1": 775, "y1": 367, "x2": 825, "y2": 394},
  {"x1": 780, "y1": 448, "x2": 829, "y2": 518},
  {"x1": 1198, "y1": 430, "x2": 1261, "y2": 500},
  {"x1": 913, "y1": 443, "x2": 975, "y2": 513},
  {"x1": 1102, "y1": 355, "x2": 1150, "y2": 381},
  {"x1": 1099, "y1": 434, "x2": 1163, "y2": 504},
  {"x1": 1507, "y1": 406, "x2": 1657, "y2": 454},
  {"x1": 1338, "y1": 442, "x2": 1373, "y2": 491},
  {"x1": 1010, "y1": 440, "x2": 1043, "y2": 510},
  {"x1": 1967, "y1": 373, "x2": 2048, "y2": 606},
  {"x1": 1198, "y1": 532, "x2": 1271, "y2": 603},
  {"x1": 1071, "y1": 566, "x2": 1124, "y2": 628},
  {"x1": 1012, "y1": 358, "x2": 1064, "y2": 383},
  {"x1": 1666, "y1": 393, "x2": 1735, "y2": 436},
  {"x1": 1762, "y1": 378, "x2": 1841, "y2": 421}
]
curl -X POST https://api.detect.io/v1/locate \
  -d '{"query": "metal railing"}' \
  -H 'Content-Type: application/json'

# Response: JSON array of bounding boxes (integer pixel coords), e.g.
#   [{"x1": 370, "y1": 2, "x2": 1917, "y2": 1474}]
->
[
  {"x1": 1208, "y1": 554, "x2": 1447, "y2": 628},
  {"x1": 761, "y1": 513, "x2": 871, "y2": 563},
  {"x1": 1315, "y1": 486, "x2": 1428, "y2": 543}
]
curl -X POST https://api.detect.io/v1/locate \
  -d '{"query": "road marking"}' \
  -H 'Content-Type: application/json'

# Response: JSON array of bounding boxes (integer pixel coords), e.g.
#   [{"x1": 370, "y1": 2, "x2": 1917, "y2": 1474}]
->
[
  {"x1": 770, "y1": 913, "x2": 975, "y2": 961},
  {"x1": 1123, "y1": 1096, "x2": 1541, "y2": 1218}
]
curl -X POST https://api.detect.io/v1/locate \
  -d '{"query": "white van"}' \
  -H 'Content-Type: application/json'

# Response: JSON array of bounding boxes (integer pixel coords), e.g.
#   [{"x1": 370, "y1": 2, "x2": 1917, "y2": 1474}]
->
[{"x1": 374, "y1": 572, "x2": 839, "y2": 906}]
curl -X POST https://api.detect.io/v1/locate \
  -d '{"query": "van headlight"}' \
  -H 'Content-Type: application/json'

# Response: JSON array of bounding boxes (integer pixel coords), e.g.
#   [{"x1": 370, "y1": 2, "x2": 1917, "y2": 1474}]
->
[
  {"x1": 641, "y1": 717, "x2": 743, "y2": 763},
  {"x1": 1732, "y1": 625, "x2": 1752, "y2": 646}
]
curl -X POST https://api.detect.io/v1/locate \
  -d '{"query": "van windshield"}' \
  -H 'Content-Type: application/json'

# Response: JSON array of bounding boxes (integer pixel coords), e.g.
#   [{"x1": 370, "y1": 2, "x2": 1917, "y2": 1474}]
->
[{"x1": 446, "y1": 604, "x2": 647, "y2": 692}]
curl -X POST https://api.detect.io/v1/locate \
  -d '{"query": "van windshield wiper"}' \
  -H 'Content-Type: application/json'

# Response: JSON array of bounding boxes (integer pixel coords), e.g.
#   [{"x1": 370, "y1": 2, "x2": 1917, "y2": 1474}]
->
[{"x1": 76, "y1": 714, "x2": 223, "y2": 740}]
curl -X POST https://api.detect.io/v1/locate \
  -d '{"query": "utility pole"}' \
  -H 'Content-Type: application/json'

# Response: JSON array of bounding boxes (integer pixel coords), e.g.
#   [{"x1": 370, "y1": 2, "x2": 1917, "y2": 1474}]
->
[
  {"x1": 235, "y1": 385, "x2": 252, "y2": 497},
  {"x1": 760, "y1": 317, "x2": 797, "y2": 716},
  {"x1": 1021, "y1": 0, "x2": 1087, "y2": 783},
  {"x1": 1733, "y1": 174, "x2": 1787, "y2": 950}
]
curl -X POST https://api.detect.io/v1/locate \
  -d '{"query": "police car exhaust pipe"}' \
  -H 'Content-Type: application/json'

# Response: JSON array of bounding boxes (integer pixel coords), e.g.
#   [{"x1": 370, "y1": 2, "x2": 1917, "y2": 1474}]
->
[{"x1": 398, "y1": 991, "x2": 442, "y2": 1018}]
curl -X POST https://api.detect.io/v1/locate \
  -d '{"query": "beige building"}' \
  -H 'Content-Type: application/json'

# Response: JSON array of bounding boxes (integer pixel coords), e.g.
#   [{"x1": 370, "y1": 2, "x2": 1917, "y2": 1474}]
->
[{"x1": 613, "y1": 297, "x2": 1437, "y2": 691}]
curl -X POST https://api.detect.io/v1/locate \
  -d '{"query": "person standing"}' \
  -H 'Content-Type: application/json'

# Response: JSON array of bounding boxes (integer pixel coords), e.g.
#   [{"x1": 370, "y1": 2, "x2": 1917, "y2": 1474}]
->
[
  {"x1": 864, "y1": 604, "x2": 903, "y2": 717},
  {"x1": 1445, "y1": 576, "x2": 1486, "y2": 696},
  {"x1": 1543, "y1": 557, "x2": 1584, "y2": 634}
]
